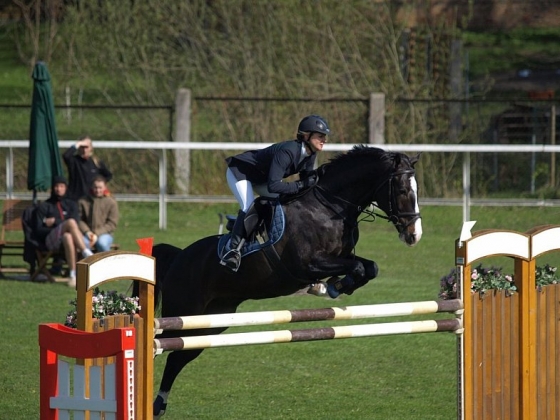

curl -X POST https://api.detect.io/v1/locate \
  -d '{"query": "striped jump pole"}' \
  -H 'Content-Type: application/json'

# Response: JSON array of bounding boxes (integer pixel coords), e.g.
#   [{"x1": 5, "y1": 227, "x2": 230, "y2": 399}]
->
[
  {"x1": 154, "y1": 318, "x2": 462, "y2": 353},
  {"x1": 154, "y1": 299, "x2": 462, "y2": 332}
]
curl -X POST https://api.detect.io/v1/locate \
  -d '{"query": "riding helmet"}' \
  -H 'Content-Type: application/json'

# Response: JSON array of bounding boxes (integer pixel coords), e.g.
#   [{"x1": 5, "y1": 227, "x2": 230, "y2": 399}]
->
[{"x1": 297, "y1": 115, "x2": 330, "y2": 136}]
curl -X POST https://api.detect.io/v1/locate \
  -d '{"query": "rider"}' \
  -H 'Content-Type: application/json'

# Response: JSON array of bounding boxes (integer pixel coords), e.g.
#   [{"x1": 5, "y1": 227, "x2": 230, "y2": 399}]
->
[{"x1": 220, "y1": 114, "x2": 330, "y2": 272}]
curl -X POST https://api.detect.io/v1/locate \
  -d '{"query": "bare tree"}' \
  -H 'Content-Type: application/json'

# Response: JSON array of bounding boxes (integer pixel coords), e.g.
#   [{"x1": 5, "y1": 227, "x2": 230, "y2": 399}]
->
[{"x1": 10, "y1": 0, "x2": 63, "y2": 68}]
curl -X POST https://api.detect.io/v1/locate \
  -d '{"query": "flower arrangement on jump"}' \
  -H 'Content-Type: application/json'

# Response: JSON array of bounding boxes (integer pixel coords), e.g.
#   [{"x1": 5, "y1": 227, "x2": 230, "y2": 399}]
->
[
  {"x1": 439, "y1": 263, "x2": 559, "y2": 300},
  {"x1": 65, "y1": 287, "x2": 141, "y2": 329}
]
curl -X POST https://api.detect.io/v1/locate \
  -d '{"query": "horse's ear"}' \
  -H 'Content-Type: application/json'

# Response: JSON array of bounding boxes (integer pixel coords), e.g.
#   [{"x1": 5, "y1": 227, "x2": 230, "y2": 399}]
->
[{"x1": 410, "y1": 152, "x2": 421, "y2": 167}]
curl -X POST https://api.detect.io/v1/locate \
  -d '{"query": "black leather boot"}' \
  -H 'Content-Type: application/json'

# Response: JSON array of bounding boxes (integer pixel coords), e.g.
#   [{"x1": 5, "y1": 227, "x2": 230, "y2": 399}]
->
[{"x1": 220, "y1": 210, "x2": 246, "y2": 272}]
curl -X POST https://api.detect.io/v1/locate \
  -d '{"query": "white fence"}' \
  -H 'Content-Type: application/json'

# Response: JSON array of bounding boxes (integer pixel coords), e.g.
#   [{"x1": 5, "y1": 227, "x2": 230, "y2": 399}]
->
[{"x1": 3, "y1": 140, "x2": 560, "y2": 229}]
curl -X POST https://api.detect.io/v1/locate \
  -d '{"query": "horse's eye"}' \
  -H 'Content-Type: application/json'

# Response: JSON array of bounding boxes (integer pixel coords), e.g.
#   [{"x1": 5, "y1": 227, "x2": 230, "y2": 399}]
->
[{"x1": 399, "y1": 188, "x2": 407, "y2": 195}]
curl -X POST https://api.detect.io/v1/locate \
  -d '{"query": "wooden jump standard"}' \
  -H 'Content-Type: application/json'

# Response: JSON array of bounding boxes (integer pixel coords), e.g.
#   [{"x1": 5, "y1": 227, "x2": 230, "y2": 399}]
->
[{"x1": 457, "y1": 224, "x2": 560, "y2": 420}]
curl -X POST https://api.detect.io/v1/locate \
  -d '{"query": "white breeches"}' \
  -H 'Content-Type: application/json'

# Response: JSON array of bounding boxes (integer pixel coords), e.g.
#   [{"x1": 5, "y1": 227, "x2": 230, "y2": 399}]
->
[{"x1": 226, "y1": 168, "x2": 278, "y2": 212}]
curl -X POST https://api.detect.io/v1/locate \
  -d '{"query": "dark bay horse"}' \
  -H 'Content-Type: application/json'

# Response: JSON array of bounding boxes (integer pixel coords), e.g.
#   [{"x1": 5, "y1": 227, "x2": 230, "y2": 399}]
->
[{"x1": 150, "y1": 146, "x2": 422, "y2": 418}]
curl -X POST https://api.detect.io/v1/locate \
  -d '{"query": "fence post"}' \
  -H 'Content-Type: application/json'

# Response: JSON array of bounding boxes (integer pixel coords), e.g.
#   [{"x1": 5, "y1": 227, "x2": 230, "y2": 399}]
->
[
  {"x1": 368, "y1": 93, "x2": 385, "y2": 144},
  {"x1": 174, "y1": 88, "x2": 191, "y2": 194}
]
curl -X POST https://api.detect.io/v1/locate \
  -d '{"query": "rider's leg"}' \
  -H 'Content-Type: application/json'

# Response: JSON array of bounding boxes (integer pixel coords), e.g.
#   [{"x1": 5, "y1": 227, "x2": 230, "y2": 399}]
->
[
  {"x1": 253, "y1": 183, "x2": 279, "y2": 199},
  {"x1": 228, "y1": 209, "x2": 246, "y2": 251},
  {"x1": 226, "y1": 168, "x2": 254, "y2": 211},
  {"x1": 221, "y1": 169, "x2": 254, "y2": 271}
]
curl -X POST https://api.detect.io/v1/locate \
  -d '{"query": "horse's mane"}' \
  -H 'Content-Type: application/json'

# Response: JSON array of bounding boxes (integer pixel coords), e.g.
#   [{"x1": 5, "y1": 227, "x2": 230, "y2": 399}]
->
[{"x1": 319, "y1": 145, "x2": 396, "y2": 175}]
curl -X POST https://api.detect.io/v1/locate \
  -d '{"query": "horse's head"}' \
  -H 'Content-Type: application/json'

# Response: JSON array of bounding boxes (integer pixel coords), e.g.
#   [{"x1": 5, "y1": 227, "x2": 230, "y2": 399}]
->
[
  {"x1": 316, "y1": 146, "x2": 422, "y2": 246},
  {"x1": 374, "y1": 152, "x2": 423, "y2": 246}
]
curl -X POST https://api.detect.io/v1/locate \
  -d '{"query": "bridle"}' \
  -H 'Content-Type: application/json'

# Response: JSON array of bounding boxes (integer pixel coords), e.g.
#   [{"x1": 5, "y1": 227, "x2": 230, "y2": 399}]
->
[
  {"x1": 372, "y1": 169, "x2": 421, "y2": 234},
  {"x1": 313, "y1": 167, "x2": 421, "y2": 234}
]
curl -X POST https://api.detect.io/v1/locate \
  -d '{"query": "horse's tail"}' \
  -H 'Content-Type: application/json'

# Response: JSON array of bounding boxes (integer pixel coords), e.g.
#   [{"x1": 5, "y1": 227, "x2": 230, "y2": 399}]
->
[{"x1": 132, "y1": 243, "x2": 182, "y2": 309}]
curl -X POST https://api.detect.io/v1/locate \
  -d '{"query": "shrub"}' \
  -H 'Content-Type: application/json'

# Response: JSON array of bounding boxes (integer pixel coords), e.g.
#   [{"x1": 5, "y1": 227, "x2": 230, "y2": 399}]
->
[
  {"x1": 65, "y1": 287, "x2": 140, "y2": 328},
  {"x1": 438, "y1": 263, "x2": 559, "y2": 299}
]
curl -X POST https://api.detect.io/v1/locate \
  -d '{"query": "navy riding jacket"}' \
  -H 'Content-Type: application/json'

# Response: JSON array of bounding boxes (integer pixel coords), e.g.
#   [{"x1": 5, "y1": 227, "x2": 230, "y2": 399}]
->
[{"x1": 225, "y1": 140, "x2": 315, "y2": 195}]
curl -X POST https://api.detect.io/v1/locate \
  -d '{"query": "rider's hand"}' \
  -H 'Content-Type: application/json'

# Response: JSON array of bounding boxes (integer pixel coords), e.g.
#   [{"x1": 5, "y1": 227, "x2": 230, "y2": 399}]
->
[{"x1": 297, "y1": 174, "x2": 317, "y2": 190}]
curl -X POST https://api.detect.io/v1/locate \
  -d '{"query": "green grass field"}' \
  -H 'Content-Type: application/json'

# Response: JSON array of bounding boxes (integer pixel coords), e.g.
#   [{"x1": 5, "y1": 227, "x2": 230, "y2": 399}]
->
[{"x1": 1, "y1": 203, "x2": 560, "y2": 419}]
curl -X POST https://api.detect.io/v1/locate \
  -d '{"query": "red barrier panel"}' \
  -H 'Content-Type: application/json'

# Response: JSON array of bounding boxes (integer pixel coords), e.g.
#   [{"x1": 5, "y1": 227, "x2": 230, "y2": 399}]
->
[{"x1": 39, "y1": 323, "x2": 135, "y2": 420}]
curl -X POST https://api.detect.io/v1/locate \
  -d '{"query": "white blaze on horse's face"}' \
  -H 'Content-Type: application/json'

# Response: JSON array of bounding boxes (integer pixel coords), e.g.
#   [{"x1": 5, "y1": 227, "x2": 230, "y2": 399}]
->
[{"x1": 405, "y1": 175, "x2": 422, "y2": 245}]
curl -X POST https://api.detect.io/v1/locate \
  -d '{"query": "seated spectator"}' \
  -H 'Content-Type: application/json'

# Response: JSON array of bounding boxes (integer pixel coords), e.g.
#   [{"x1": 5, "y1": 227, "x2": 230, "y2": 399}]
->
[
  {"x1": 34, "y1": 176, "x2": 94, "y2": 288},
  {"x1": 78, "y1": 175, "x2": 119, "y2": 252},
  {"x1": 63, "y1": 135, "x2": 113, "y2": 201}
]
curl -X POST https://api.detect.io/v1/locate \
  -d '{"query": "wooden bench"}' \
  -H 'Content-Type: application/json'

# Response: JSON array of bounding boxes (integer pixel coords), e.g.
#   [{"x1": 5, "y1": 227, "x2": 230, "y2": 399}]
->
[
  {"x1": 1, "y1": 199, "x2": 121, "y2": 279},
  {"x1": 0, "y1": 199, "x2": 34, "y2": 274}
]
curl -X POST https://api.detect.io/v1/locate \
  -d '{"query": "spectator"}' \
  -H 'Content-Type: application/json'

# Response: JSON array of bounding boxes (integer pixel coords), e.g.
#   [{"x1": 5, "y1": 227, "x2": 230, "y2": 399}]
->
[
  {"x1": 78, "y1": 175, "x2": 119, "y2": 252},
  {"x1": 34, "y1": 175, "x2": 94, "y2": 288},
  {"x1": 63, "y1": 135, "x2": 113, "y2": 201}
]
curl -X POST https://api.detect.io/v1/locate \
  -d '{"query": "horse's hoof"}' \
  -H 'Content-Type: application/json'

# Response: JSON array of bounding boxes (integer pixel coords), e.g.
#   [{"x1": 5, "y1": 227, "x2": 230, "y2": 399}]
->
[
  {"x1": 153, "y1": 395, "x2": 167, "y2": 418},
  {"x1": 307, "y1": 282, "x2": 328, "y2": 296}
]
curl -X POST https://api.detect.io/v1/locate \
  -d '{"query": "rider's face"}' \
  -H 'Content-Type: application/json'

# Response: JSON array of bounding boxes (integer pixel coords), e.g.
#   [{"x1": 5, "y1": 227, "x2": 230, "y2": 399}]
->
[{"x1": 307, "y1": 133, "x2": 327, "y2": 153}]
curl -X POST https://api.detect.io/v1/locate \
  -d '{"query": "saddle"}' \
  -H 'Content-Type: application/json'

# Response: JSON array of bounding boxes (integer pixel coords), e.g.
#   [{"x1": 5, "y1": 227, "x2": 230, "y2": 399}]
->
[{"x1": 217, "y1": 198, "x2": 285, "y2": 260}]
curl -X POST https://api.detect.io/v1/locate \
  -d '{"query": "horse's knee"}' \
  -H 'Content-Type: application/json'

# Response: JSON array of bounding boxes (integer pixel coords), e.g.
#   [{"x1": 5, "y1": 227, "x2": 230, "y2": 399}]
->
[
  {"x1": 365, "y1": 261, "x2": 379, "y2": 280},
  {"x1": 351, "y1": 262, "x2": 366, "y2": 279}
]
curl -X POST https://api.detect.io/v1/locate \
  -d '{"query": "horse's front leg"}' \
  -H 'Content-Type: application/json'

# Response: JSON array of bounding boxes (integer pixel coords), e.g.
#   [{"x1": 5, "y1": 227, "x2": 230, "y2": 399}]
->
[
  {"x1": 338, "y1": 255, "x2": 379, "y2": 294},
  {"x1": 307, "y1": 254, "x2": 378, "y2": 297}
]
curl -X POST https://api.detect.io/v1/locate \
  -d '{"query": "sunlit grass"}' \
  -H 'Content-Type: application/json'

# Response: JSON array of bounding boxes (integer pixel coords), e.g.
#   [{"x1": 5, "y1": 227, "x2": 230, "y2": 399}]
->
[{"x1": 1, "y1": 204, "x2": 559, "y2": 418}]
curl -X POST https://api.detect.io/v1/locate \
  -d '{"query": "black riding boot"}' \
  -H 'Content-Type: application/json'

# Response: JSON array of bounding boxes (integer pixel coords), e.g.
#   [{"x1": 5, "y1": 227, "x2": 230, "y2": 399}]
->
[{"x1": 220, "y1": 210, "x2": 246, "y2": 272}]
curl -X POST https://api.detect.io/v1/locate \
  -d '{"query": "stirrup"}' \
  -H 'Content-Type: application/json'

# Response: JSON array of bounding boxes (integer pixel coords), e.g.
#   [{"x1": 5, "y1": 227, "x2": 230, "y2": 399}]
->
[{"x1": 220, "y1": 249, "x2": 241, "y2": 272}]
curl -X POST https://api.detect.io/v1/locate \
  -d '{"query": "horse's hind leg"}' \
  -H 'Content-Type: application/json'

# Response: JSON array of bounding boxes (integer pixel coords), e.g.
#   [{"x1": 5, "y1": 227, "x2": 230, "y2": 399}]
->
[
  {"x1": 154, "y1": 349, "x2": 204, "y2": 419},
  {"x1": 154, "y1": 300, "x2": 241, "y2": 418}
]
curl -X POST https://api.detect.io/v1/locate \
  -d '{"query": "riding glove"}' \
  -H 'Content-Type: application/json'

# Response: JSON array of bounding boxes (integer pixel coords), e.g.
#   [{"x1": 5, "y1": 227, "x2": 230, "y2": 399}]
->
[{"x1": 296, "y1": 174, "x2": 317, "y2": 191}]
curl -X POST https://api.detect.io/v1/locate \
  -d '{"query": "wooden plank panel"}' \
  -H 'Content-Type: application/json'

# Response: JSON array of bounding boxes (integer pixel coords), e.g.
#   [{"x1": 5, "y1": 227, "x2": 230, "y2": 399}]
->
[
  {"x1": 134, "y1": 316, "x2": 145, "y2": 420},
  {"x1": 483, "y1": 295, "x2": 493, "y2": 419},
  {"x1": 501, "y1": 292, "x2": 512, "y2": 420},
  {"x1": 491, "y1": 293, "x2": 502, "y2": 419},
  {"x1": 511, "y1": 293, "x2": 520, "y2": 420},
  {"x1": 550, "y1": 285, "x2": 560, "y2": 419},
  {"x1": 536, "y1": 290, "x2": 547, "y2": 419},
  {"x1": 474, "y1": 295, "x2": 484, "y2": 419},
  {"x1": 546, "y1": 288, "x2": 556, "y2": 420}
]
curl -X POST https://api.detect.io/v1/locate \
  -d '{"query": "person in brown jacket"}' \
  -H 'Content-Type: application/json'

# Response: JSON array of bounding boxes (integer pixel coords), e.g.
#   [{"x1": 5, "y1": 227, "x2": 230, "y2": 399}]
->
[{"x1": 78, "y1": 175, "x2": 119, "y2": 252}]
